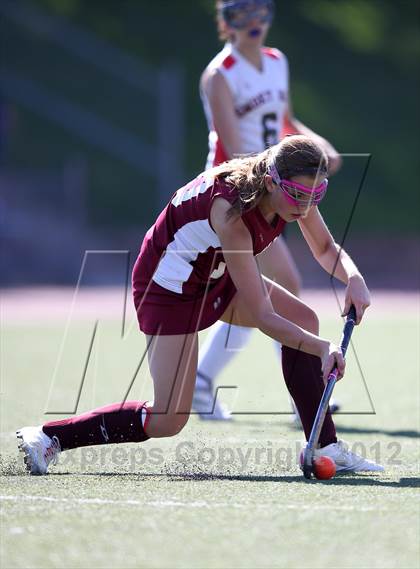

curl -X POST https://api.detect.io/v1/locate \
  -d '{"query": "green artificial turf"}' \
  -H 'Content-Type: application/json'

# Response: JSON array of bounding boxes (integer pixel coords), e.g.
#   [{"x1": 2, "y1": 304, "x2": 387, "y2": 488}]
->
[{"x1": 1, "y1": 306, "x2": 419, "y2": 569}]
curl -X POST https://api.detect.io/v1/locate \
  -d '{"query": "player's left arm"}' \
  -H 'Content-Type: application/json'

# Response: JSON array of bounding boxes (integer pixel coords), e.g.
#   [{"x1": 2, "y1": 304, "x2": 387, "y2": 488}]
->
[
  {"x1": 298, "y1": 207, "x2": 371, "y2": 323},
  {"x1": 284, "y1": 94, "x2": 343, "y2": 176}
]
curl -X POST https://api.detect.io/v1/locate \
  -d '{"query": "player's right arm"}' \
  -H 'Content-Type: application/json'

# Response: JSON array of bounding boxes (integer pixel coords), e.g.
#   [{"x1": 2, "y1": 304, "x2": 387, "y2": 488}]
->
[
  {"x1": 210, "y1": 197, "x2": 339, "y2": 375},
  {"x1": 201, "y1": 68, "x2": 241, "y2": 159}
]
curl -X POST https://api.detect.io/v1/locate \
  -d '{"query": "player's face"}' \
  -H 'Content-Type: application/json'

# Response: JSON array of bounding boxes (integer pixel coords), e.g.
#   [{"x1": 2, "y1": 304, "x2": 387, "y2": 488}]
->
[
  {"x1": 222, "y1": 0, "x2": 273, "y2": 46},
  {"x1": 266, "y1": 173, "x2": 328, "y2": 222},
  {"x1": 229, "y1": 20, "x2": 270, "y2": 47}
]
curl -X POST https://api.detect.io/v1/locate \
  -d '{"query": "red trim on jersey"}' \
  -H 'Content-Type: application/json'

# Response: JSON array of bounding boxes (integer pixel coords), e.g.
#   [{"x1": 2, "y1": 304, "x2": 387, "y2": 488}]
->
[
  {"x1": 222, "y1": 54, "x2": 237, "y2": 69},
  {"x1": 262, "y1": 47, "x2": 281, "y2": 60},
  {"x1": 213, "y1": 137, "x2": 229, "y2": 166},
  {"x1": 281, "y1": 115, "x2": 299, "y2": 138}
]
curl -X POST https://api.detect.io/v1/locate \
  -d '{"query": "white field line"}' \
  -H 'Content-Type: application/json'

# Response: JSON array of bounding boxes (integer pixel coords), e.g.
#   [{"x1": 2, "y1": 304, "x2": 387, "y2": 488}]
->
[{"x1": 0, "y1": 494, "x2": 389, "y2": 512}]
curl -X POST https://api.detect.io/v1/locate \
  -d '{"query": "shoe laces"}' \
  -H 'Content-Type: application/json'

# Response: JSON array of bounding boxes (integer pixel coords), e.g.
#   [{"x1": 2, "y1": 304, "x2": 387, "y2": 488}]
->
[
  {"x1": 335, "y1": 440, "x2": 364, "y2": 465},
  {"x1": 336, "y1": 440, "x2": 349, "y2": 454},
  {"x1": 44, "y1": 436, "x2": 61, "y2": 466}
]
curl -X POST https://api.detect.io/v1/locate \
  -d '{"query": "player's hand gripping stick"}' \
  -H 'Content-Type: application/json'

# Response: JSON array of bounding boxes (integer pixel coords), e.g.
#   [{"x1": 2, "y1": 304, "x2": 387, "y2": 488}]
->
[{"x1": 302, "y1": 305, "x2": 357, "y2": 480}]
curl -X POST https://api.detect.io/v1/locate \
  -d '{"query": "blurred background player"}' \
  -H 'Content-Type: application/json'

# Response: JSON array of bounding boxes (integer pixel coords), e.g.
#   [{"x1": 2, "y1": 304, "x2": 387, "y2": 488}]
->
[{"x1": 193, "y1": 0, "x2": 342, "y2": 420}]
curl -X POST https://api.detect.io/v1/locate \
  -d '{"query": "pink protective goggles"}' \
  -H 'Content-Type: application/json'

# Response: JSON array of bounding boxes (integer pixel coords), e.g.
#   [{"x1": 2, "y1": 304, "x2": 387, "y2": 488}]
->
[{"x1": 268, "y1": 163, "x2": 328, "y2": 207}]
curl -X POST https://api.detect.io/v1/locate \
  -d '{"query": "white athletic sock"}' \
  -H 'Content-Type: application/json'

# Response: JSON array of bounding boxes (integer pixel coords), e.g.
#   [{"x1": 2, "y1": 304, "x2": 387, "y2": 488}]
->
[{"x1": 196, "y1": 322, "x2": 253, "y2": 389}]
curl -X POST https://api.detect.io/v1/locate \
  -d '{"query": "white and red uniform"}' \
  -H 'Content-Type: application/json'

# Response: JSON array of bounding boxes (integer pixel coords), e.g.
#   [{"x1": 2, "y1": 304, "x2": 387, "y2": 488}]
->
[
  {"x1": 132, "y1": 173, "x2": 285, "y2": 335},
  {"x1": 201, "y1": 44, "x2": 289, "y2": 168}
]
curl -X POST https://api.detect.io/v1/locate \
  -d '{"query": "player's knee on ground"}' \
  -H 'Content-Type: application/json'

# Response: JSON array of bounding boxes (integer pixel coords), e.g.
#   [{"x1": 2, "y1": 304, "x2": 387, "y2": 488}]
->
[{"x1": 147, "y1": 413, "x2": 190, "y2": 438}]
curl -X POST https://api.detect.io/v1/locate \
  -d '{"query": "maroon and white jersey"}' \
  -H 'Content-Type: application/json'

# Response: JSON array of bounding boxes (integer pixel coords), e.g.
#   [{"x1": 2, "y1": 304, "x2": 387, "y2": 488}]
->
[
  {"x1": 133, "y1": 173, "x2": 286, "y2": 334},
  {"x1": 134, "y1": 173, "x2": 285, "y2": 298},
  {"x1": 201, "y1": 44, "x2": 289, "y2": 168}
]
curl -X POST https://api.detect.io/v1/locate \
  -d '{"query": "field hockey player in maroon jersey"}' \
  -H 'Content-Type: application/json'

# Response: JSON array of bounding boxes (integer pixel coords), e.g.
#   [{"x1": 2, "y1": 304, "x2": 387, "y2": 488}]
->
[{"x1": 17, "y1": 135, "x2": 383, "y2": 475}]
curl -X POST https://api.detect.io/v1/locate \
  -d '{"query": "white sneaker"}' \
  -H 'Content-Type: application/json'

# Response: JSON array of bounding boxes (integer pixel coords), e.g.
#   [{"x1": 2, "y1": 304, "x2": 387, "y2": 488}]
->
[
  {"x1": 17, "y1": 426, "x2": 61, "y2": 475},
  {"x1": 192, "y1": 375, "x2": 232, "y2": 421},
  {"x1": 313, "y1": 439, "x2": 384, "y2": 472}
]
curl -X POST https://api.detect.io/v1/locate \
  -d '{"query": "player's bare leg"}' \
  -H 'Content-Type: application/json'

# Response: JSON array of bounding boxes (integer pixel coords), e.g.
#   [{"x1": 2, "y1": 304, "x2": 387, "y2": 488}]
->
[
  {"x1": 192, "y1": 236, "x2": 302, "y2": 421},
  {"x1": 220, "y1": 280, "x2": 381, "y2": 472},
  {"x1": 17, "y1": 333, "x2": 198, "y2": 474},
  {"x1": 145, "y1": 333, "x2": 198, "y2": 438},
  {"x1": 258, "y1": 237, "x2": 340, "y2": 423}
]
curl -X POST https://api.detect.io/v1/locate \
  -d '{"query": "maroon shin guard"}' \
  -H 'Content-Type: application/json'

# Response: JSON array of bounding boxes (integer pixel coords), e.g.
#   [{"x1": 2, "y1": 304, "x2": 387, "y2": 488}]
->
[
  {"x1": 281, "y1": 346, "x2": 337, "y2": 447},
  {"x1": 43, "y1": 401, "x2": 149, "y2": 451}
]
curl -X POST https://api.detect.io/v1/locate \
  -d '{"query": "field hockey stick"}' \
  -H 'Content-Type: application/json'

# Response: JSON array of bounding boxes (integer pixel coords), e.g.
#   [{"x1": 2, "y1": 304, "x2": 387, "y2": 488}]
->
[{"x1": 302, "y1": 305, "x2": 357, "y2": 479}]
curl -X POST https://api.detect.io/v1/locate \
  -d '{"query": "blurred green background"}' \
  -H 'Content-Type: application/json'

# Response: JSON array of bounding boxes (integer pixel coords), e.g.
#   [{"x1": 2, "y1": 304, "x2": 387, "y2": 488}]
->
[{"x1": 1, "y1": 0, "x2": 419, "y2": 285}]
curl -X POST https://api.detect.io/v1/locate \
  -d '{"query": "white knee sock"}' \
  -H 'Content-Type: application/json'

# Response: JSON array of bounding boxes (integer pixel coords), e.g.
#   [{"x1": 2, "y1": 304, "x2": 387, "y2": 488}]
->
[{"x1": 197, "y1": 322, "x2": 253, "y2": 389}]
